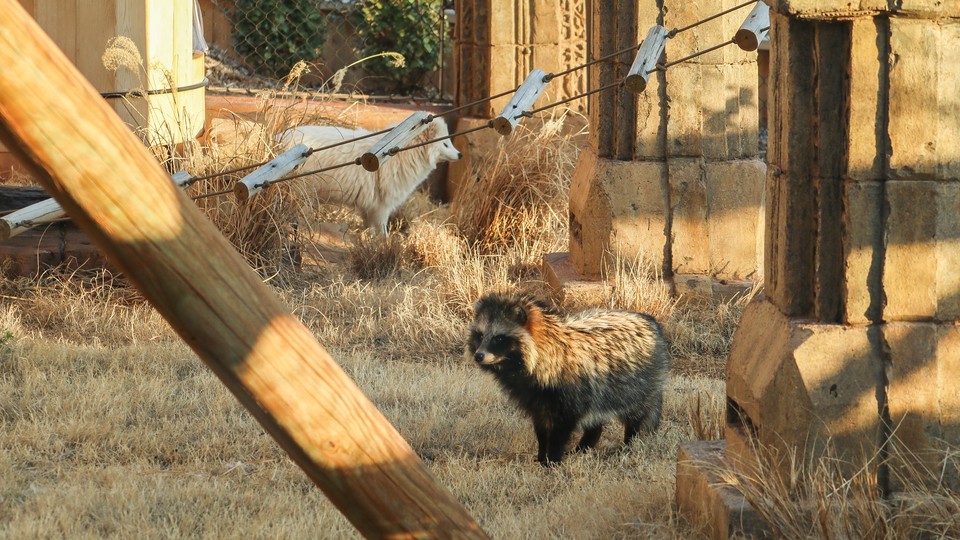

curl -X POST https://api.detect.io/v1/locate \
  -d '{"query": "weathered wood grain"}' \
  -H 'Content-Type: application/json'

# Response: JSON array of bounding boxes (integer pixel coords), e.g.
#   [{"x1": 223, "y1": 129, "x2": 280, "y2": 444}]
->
[{"x1": 0, "y1": 2, "x2": 486, "y2": 537}]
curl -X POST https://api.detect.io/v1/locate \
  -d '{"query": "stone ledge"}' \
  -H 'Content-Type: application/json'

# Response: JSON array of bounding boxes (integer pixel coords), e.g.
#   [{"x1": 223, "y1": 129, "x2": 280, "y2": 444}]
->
[
  {"x1": 676, "y1": 440, "x2": 772, "y2": 539},
  {"x1": 542, "y1": 252, "x2": 757, "y2": 307},
  {"x1": 0, "y1": 224, "x2": 112, "y2": 278},
  {"x1": 541, "y1": 252, "x2": 609, "y2": 308},
  {"x1": 768, "y1": 0, "x2": 960, "y2": 18}
]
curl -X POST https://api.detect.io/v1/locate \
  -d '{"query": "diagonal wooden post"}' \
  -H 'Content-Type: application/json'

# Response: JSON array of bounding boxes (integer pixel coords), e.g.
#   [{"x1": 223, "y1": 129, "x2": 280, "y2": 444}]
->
[{"x1": 0, "y1": 2, "x2": 486, "y2": 538}]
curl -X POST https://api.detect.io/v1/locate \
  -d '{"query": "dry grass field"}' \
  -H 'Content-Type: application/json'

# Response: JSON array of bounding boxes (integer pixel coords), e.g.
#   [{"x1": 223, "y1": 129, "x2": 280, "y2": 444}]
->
[
  {"x1": 2, "y1": 85, "x2": 957, "y2": 538},
  {"x1": 0, "y1": 106, "x2": 737, "y2": 538}
]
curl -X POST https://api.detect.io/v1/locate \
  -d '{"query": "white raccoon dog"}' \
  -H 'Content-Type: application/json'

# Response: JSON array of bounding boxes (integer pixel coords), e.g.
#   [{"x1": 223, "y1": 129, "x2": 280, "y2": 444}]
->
[{"x1": 279, "y1": 117, "x2": 461, "y2": 235}]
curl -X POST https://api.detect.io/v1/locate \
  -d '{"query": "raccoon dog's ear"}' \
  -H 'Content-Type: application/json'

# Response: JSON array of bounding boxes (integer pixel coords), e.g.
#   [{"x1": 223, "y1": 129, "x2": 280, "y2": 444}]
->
[{"x1": 511, "y1": 304, "x2": 528, "y2": 325}]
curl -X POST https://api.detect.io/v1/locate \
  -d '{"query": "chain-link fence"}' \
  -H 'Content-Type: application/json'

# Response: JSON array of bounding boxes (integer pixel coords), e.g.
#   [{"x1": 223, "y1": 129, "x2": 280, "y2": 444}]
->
[{"x1": 199, "y1": 0, "x2": 454, "y2": 98}]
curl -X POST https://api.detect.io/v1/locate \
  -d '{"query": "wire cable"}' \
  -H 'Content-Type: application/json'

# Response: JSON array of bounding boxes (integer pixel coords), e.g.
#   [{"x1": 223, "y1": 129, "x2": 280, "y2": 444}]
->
[
  {"x1": 667, "y1": 0, "x2": 758, "y2": 37},
  {"x1": 182, "y1": 3, "x2": 763, "y2": 199}
]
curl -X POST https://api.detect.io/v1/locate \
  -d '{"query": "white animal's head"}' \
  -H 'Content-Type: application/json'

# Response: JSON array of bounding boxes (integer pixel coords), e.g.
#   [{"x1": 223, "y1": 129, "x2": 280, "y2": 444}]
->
[{"x1": 421, "y1": 118, "x2": 462, "y2": 164}]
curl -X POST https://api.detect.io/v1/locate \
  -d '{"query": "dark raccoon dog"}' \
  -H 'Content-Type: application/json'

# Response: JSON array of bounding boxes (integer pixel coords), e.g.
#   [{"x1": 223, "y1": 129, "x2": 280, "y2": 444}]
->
[{"x1": 465, "y1": 291, "x2": 670, "y2": 465}]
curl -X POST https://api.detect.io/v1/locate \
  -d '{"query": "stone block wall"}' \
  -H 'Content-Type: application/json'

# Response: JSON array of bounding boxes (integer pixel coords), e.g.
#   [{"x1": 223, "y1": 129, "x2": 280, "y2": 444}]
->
[
  {"x1": 567, "y1": 0, "x2": 766, "y2": 283},
  {"x1": 724, "y1": 4, "x2": 960, "y2": 492},
  {"x1": 455, "y1": 0, "x2": 587, "y2": 118},
  {"x1": 447, "y1": 0, "x2": 587, "y2": 201}
]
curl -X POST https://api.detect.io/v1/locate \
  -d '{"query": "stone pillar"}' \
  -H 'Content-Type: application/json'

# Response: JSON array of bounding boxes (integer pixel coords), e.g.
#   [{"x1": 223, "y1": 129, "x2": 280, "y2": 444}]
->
[
  {"x1": 447, "y1": 0, "x2": 587, "y2": 199},
  {"x1": 678, "y1": 1, "x2": 960, "y2": 537},
  {"x1": 548, "y1": 0, "x2": 765, "y2": 302}
]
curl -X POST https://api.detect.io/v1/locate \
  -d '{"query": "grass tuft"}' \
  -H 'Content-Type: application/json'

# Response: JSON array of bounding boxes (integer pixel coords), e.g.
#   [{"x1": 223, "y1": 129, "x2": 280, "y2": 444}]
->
[
  {"x1": 452, "y1": 113, "x2": 582, "y2": 258},
  {"x1": 707, "y1": 434, "x2": 960, "y2": 539}
]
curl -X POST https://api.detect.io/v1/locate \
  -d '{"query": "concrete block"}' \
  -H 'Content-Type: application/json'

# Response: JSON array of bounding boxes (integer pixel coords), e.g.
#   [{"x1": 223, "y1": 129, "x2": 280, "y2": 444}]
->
[
  {"x1": 530, "y1": 44, "x2": 562, "y2": 80},
  {"x1": 700, "y1": 63, "x2": 761, "y2": 160},
  {"x1": 936, "y1": 183, "x2": 960, "y2": 321},
  {"x1": 885, "y1": 322, "x2": 960, "y2": 490},
  {"x1": 939, "y1": 325, "x2": 960, "y2": 451},
  {"x1": 568, "y1": 147, "x2": 668, "y2": 279},
  {"x1": 457, "y1": 0, "x2": 480, "y2": 44},
  {"x1": 726, "y1": 296, "x2": 882, "y2": 472},
  {"x1": 841, "y1": 181, "x2": 884, "y2": 325},
  {"x1": 634, "y1": 68, "x2": 666, "y2": 159},
  {"x1": 846, "y1": 18, "x2": 887, "y2": 181},
  {"x1": 666, "y1": 64, "x2": 704, "y2": 157},
  {"x1": 764, "y1": 168, "x2": 816, "y2": 318},
  {"x1": 705, "y1": 160, "x2": 765, "y2": 279},
  {"x1": 937, "y1": 22, "x2": 960, "y2": 181},
  {"x1": 541, "y1": 252, "x2": 610, "y2": 309},
  {"x1": 673, "y1": 274, "x2": 757, "y2": 304},
  {"x1": 884, "y1": 181, "x2": 938, "y2": 320},
  {"x1": 662, "y1": 0, "x2": 723, "y2": 66},
  {"x1": 663, "y1": 0, "x2": 753, "y2": 65},
  {"x1": 722, "y1": 420, "x2": 756, "y2": 477},
  {"x1": 676, "y1": 441, "x2": 772, "y2": 539},
  {"x1": 487, "y1": 44, "x2": 522, "y2": 115},
  {"x1": 489, "y1": 2, "x2": 517, "y2": 47},
  {"x1": 557, "y1": 43, "x2": 589, "y2": 114},
  {"x1": 887, "y1": 19, "x2": 960, "y2": 181},
  {"x1": 669, "y1": 158, "x2": 709, "y2": 275},
  {"x1": 530, "y1": 0, "x2": 561, "y2": 44},
  {"x1": 768, "y1": 0, "x2": 959, "y2": 17},
  {"x1": 765, "y1": 10, "x2": 816, "y2": 174},
  {"x1": 530, "y1": 44, "x2": 565, "y2": 106},
  {"x1": 888, "y1": 18, "x2": 940, "y2": 180}
]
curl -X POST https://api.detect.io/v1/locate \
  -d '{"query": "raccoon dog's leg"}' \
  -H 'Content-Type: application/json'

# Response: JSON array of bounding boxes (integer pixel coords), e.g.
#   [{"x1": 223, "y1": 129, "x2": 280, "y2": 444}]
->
[
  {"x1": 533, "y1": 414, "x2": 551, "y2": 464},
  {"x1": 545, "y1": 416, "x2": 578, "y2": 464},
  {"x1": 622, "y1": 393, "x2": 664, "y2": 444},
  {"x1": 575, "y1": 425, "x2": 603, "y2": 452},
  {"x1": 623, "y1": 418, "x2": 642, "y2": 445}
]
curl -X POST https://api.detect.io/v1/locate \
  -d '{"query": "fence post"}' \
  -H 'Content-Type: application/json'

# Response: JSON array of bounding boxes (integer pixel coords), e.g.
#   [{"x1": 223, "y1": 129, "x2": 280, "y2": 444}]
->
[{"x1": 0, "y1": 2, "x2": 486, "y2": 538}]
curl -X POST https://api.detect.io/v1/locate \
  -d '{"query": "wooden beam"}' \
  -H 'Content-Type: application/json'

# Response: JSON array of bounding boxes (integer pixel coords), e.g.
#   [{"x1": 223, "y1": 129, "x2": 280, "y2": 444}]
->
[
  {"x1": 234, "y1": 144, "x2": 310, "y2": 202},
  {"x1": 734, "y1": 1, "x2": 770, "y2": 52},
  {"x1": 360, "y1": 111, "x2": 432, "y2": 171},
  {"x1": 624, "y1": 25, "x2": 667, "y2": 94},
  {"x1": 0, "y1": 2, "x2": 486, "y2": 538},
  {"x1": 491, "y1": 69, "x2": 549, "y2": 136}
]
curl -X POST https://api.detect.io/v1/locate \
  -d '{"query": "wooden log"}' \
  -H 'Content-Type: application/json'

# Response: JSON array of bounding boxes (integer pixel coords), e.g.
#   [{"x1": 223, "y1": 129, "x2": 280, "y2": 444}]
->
[
  {"x1": 1, "y1": 171, "x2": 196, "y2": 239},
  {"x1": 492, "y1": 69, "x2": 550, "y2": 136},
  {"x1": 0, "y1": 2, "x2": 486, "y2": 538},
  {"x1": 171, "y1": 171, "x2": 193, "y2": 187},
  {"x1": 0, "y1": 185, "x2": 50, "y2": 211},
  {"x1": 234, "y1": 144, "x2": 310, "y2": 203},
  {"x1": 0, "y1": 197, "x2": 63, "y2": 239},
  {"x1": 360, "y1": 111, "x2": 431, "y2": 171},
  {"x1": 735, "y1": 1, "x2": 770, "y2": 52},
  {"x1": 624, "y1": 25, "x2": 667, "y2": 94}
]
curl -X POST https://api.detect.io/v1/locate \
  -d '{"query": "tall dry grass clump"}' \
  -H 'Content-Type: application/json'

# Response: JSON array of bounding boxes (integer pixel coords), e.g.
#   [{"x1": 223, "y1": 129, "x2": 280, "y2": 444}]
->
[
  {"x1": 101, "y1": 38, "x2": 363, "y2": 283},
  {"x1": 452, "y1": 114, "x2": 584, "y2": 259},
  {"x1": 708, "y1": 435, "x2": 960, "y2": 538},
  {"x1": 100, "y1": 38, "x2": 304, "y2": 280},
  {"x1": 602, "y1": 252, "x2": 754, "y2": 378}
]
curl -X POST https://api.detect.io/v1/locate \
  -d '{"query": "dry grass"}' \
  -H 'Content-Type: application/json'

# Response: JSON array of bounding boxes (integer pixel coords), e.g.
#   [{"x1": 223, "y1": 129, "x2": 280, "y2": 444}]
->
[
  {"x1": 102, "y1": 42, "x2": 361, "y2": 285},
  {"x1": 10, "y1": 106, "x2": 958, "y2": 536},
  {"x1": 3, "y1": 47, "x2": 955, "y2": 538},
  {"x1": 706, "y1": 435, "x2": 960, "y2": 539},
  {"x1": 1, "y1": 107, "x2": 754, "y2": 537},
  {"x1": 452, "y1": 113, "x2": 582, "y2": 258}
]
